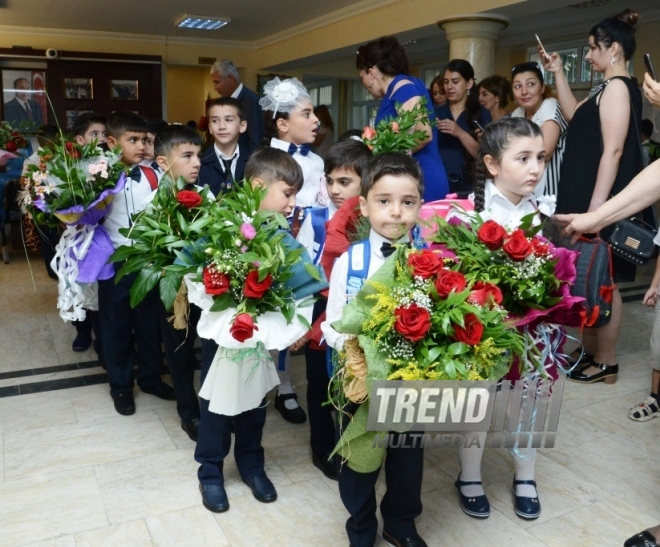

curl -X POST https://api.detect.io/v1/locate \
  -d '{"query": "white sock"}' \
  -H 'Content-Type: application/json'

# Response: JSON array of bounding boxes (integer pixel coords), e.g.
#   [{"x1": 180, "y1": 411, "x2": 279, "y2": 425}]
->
[
  {"x1": 513, "y1": 447, "x2": 537, "y2": 498},
  {"x1": 458, "y1": 431, "x2": 487, "y2": 497},
  {"x1": 276, "y1": 357, "x2": 299, "y2": 410}
]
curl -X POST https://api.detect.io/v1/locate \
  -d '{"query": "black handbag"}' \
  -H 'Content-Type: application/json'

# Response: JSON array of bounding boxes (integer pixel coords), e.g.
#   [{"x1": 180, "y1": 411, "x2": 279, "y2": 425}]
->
[{"x1": 608, "y1": 217, "x2": 657, "y2": 265}]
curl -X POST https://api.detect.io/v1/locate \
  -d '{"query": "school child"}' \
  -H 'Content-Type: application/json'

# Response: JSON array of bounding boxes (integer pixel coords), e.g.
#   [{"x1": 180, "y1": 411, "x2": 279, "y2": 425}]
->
[
  {"x1": 259, "y1": 77, "x2": 326, "y2": 422},
  {"x1": 321, "y1": 152, "x2": 427, "y2": 547},
  {"x1": 294, "y1": 139, "x2": 371, "y2": 480},
  {"x1": 98, "y1": 111, "x2": 174, "y2": 416},
  {"x1": 72, "y1": 113, "x2": 107, "y2": 147},
  {"x1": 141, "y1": 118, "x2": 168, "y2": 173},
  {"x1": 196, "y1": 147, "x2": 307, "y2": 513},
  {"x1": 453, "y1": 117, "x2": 555, "y2": 521},
  {"x1": 199, "y1": 97, "x2": 249, "y2": 197},
  {"x1": 150, "y1": 124, "x2": 205, "y2": 440}
]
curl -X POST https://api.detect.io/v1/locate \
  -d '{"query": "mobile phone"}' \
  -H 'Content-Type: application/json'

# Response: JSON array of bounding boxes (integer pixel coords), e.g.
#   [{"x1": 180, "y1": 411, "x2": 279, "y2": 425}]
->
[
  {"x1": 472, "y1": 120, "x2": 484, "y2": 132},
  {"x1": 535, "y1": 33, "x2": 549, "y2": 62},
  {"x1": 644, "y1": 53, "x2": 657, "y2": 82}
]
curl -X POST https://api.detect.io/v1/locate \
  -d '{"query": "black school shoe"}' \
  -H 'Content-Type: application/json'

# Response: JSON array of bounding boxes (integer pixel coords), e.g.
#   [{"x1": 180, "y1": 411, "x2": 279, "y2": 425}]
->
[
  {"x1": 274, "y1": 393, "x2": 307, "y2": 424},
  {"x1": 454, "y1": 474, "x2": 490, "y2": 518},
  {"x1": 512, "y1": 477, "x2": 541, "y2": 520},
  {"x1": 382, "y1": 530, "x2": 428, "y2": 547},
  {"x1": 312, "y1": 452, "x2": 338, "y2": 481},
  {"x1": 141, "y1": 382, "x2": 176, "y2": 400},
  {"x1": 72, "y1": 333, "x2": 92, "y2": 352},
  {"x1": 242, "y1": 474, "x2": 277, "y2": 503},
  {"x1": 113, "y1": 392, "x2": 135, "y2": 416},
  {"x1": 199, "y1": 483, "x2": 229, "y2": 513},
  {"x1": 181, "y1": 418, "x2": 199, "y2": 441}
]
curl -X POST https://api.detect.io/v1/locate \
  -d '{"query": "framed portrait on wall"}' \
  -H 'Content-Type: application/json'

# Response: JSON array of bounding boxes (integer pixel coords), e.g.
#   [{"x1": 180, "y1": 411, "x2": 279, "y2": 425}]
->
[
  {"x1": 64, "y1": 78, "x2": 93, "y2": 100},
  {"x1": 1, "y1": 69, "x2": 47, "y2": 132},
  {"x1": 65, "y1": 109, "x2": 94, "y2": 130},
  {"x1": 110, "y1": 79, "x2": 138, "y2": 100}
]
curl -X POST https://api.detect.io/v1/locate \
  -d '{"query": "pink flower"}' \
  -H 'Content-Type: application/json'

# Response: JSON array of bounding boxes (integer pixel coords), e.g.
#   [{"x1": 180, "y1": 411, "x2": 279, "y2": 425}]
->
[
  {"x1": 240, "y1": 222, "x2": 256, "y2": 240},
  {"x1": 391, "y1": 121, "x2": 400, "y2": 133}
]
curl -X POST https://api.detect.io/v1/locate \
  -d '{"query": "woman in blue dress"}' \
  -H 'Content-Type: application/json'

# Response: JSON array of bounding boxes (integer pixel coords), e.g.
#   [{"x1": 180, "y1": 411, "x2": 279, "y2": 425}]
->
[{"x1": 356, "y1": 36, "x2": 449, "y2": 201}]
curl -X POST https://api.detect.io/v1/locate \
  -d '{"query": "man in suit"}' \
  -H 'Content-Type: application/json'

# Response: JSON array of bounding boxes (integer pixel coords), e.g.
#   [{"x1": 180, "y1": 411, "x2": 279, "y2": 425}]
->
[
  {"x1": 4, "y1": 77, "x2": 44, "y2": 128},
  {"x1": 210, "y1": 60, "x2": 264, "y2": 154}
]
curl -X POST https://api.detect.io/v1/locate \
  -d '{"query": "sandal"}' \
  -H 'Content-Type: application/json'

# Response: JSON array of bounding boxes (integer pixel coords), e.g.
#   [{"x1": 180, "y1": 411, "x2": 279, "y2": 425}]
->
[
  {"x1": 624, "y1": 530, "x2": 659, "y2": 547},
  {"x1": 629, "y1": 397, "x2": 660, "y2": 422}
]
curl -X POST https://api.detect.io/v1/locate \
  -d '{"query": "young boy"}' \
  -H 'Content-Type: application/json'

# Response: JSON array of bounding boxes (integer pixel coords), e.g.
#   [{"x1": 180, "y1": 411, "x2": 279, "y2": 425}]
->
[
  {"x1": 197, "y1": 147, "x2": 307, "y2": 513},
  {"x1": 295, "y1": 139, "x2": 371, "y2": 480},
  {"x1": 98, "y1": 111, "x2": 174, "y2": 416},
  {"x1": 321, "y1": 152, "x2": 427, "y2": 547},
  {"x1": 72, "y1": 113, "x2": 107, "y2": 147},
  {"x1": 152, "y1": 124, "x2": 204, "y2": 440},
  {"x1": 199, "y1": 97, "x2": 249, "y2": 197},
  {"x1": 142, "y1": 118, "x2": 168, "y2": 172}
]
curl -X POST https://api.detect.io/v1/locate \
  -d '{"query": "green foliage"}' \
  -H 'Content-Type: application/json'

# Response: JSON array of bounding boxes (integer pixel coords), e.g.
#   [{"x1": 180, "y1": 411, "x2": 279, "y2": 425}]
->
[{"x1": 362, "y1": 98, "x2": 431, "y2": 155}]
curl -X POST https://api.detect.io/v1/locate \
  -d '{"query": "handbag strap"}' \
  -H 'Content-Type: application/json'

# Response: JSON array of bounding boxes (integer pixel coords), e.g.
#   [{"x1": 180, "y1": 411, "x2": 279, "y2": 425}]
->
[{"x1": 622, "y1": 216, "x2": 658, "y2": 232}]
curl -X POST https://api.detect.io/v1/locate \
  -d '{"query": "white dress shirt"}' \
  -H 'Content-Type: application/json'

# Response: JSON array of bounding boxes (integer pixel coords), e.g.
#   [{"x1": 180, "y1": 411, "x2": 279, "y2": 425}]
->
[{"x1": 215, "y1": 143, "x2": 239, "y2": 178}]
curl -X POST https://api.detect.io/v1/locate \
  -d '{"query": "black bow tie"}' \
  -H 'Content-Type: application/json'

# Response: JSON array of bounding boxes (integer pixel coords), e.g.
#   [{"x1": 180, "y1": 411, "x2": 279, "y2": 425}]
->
[
  {"x1": 381, "y1": 241, "x2": 410, "y2": 257},
  {"x1": 129, "y1": 165, "x2": 141, "y2": 180},
  {"x1": 288, "y1": 143, "x2": 310, "y2": 156}
]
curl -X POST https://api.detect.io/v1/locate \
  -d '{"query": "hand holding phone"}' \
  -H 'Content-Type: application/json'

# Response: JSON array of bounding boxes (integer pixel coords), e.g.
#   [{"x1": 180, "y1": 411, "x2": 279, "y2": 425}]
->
[
  {"x1": 472, "y1": 120, "x2": 484, "y2": 132},
  {"x1": 535, "y1": 34, "x2": 549, "y2": 63},
  {"x1": 644, "y1": 53, "x2": 657, "y2": 82}
]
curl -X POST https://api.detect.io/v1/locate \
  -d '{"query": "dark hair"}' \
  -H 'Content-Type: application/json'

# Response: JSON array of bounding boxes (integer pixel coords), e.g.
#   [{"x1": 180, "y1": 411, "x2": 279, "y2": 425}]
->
[
  {"x1": 478, "y1": 75, "x2": 513, "y2": 109},
  {"x1": 106, "y1": 111, "x2": 147, "y2": 139},
  {"x1": 444, "y1": 59, "x2": 480, "y2": 124},
  {"x1": 36, "y1": 124, "x2": 59, "y2": 148},
  {"x1": 338, "y1": 129, "x2": 363, "y2": 141},
  {"x1": 154, "y1": 125, "x2": 202, "y2": 158},
  {"x1": 325, "y1": 139, "x2": 372, "y2": 178},
  {"x1": 473, "y1": 117, "x2": 542, "y2": 212},
  {"x1": 510, "y1": 62, "x2": 553, "y2": 100},
  {"x1": 356, "y1": 36, "x2": 411, "y2": 76},
  {"x1": 146, "y1": 118, "x2": 168, "y2": 136},
  {"x1": 314, "y1": 104, "x2": 334, "y2": 131},
  {"x1": 361, "y1": 152, "x2": 423, "y2": 198},
  {"x1": 186, "y1": 120, "x2": 197, "y2": 129},
  {"x1": 207, "y1": 97, "x2": 245, "y2": 120},
  {"x1": 641, "y1": 119, "x2": 654, "y2": 139},
  {"x1": 430, "y1": 74, "x2": 445, "y2": 101},
  {"x1": 13, "y1": 77, "x2": 29, "y2": 88},
  {"x1": 263, "y1": 110, "x2": 288, "y2": 142},
  {"x1": 590, "y1": 8, "x2": 639, "y2": 61},
  {"x1": 244, "y1": 146, "x2": 304, "y2": 191},
  {"x1": 71, "y1": 113, "x2": 107, "y2": 138}
]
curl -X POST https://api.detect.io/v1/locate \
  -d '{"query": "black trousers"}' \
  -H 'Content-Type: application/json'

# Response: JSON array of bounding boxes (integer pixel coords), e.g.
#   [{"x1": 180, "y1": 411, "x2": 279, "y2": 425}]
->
[
  {"x1": 97, "y1": 265, "x2": 165, "y2": 398},
  {"x1": 157, "y1": 302, "x2": 201, "y2": 423},
  {"x1": 195, "y1": 338, "x2": 267, "y2": 485}
]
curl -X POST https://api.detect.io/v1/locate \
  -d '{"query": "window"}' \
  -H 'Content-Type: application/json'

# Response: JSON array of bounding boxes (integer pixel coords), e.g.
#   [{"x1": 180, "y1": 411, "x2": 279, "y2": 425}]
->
[{"x1": 308, "y1": 85, "x2": 332, "y2": 107}]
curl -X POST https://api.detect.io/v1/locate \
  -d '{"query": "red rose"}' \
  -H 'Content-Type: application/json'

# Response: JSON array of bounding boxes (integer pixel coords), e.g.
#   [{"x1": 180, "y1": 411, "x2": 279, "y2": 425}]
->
[
  {"x1": 468, "y1": 281, "x2": 503, "y2": 307},
  {"x1": 434, "y1": 269, "x2": 467, "y2": 299},
  {"x1": 244, "y1": 270, "x2": 273, "y2": 299},
  {"x1": 394, "y1": 304, "x2": 431, "y2": 342},
  {"x1": 4, "y1": 140, "x2": 17, "y2": 152},
  {"x1": 64, "y1": 142, "x2": 80, "y2": 159},
  {"x1": 477, "y1": 220, "x2": 507, "y2": 250},
  {"x1": 177, "y1": 190, "x2": 202, "y2": 209},
  {"x1": 203, "y1": 266, "x2": 231, "y2": 296},
  {"x1": 230, "y1": 313, "x2": 259, "y2": 342},
  {"x1": 452, "y1": 313, "x2": 484, "y2": 345},
  {"x1": 503, "y1": 229, "x2": 532, "y2": 261},
  {"x1": 407, "y1": 249, "x2": 443, "y2": 279},
  {"x1": 530, "y1": 237, "x2": 550, "y2": 257}
]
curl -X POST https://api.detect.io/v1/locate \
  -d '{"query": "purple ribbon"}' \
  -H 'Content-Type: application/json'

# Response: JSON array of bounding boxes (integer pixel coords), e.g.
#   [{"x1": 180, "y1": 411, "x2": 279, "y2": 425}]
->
[{"x1": 76, "y1": 225, "x2": 115, "y2": 282}]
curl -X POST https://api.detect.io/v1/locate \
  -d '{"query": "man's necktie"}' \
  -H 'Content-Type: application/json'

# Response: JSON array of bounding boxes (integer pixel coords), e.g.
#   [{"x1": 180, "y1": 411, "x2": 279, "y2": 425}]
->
[
  {"x1": 24, "y1": 103, "x2": 33, "y2": 120},
  {"x1": 287, "y1": 143, "x2": 310, "y2": 156},
  {"x1": 221, "y1": 158, "x2": 234, "y2": 190}
]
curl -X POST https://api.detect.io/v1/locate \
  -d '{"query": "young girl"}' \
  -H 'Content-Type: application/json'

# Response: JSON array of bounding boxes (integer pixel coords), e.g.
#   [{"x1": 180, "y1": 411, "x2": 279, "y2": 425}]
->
[
  {"x1": 452, "y1": 117, "x2": 554, "y2": 521},
  {"x1": 259, "y1": 77, "x2": 326, "y2": 424}
]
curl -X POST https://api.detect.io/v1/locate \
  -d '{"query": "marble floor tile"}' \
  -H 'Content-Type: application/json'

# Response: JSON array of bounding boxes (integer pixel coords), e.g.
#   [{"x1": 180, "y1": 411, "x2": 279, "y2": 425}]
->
[
  {"x1": 0, "y1": 433, "x2": 4, "y2": 483},
  {"x1": 222, "y1": 451, "x2": 291, "y2": 500},
  {"x1": 0, "y1": 389, "x2": 76, "y2": 433},
  {"x1": 22, "y1": 536, "x2": 76, "y2": 547},
  {"x1": 4, "y1": 411, "x2": 176, "y2": 480},
  {"x1": 74, "y1": 520, "x2": 152, "y2": 547},
  {"x1": 146, "y1": 505, "x2": 229, "y2": 546},
  {"x1": 0, "y1": 468, "x2": 107, "y2": 547},
  {"x1": 0, "y1": 367, "x2": 104, "y2": 390}
]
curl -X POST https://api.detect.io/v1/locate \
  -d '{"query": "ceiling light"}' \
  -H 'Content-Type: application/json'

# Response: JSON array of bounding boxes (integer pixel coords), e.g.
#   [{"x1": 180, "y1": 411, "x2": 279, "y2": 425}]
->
[{"x1": 175, "y1": 15, "x2": 230, "y2": 30}]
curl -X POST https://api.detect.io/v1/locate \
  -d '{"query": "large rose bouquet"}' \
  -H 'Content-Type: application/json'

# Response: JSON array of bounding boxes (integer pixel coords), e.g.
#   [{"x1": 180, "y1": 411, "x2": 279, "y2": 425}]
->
[
  {"x1": 0, "y1": 121, "x2": 28, "y2": 165},
  {"x1": 361, "y1": 98, "x2": 430, "y2": 154}
]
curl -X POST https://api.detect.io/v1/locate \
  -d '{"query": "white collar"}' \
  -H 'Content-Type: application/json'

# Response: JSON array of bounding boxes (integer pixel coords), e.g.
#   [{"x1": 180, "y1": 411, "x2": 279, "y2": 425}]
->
[
  {"x1": 270, "y1": 138, "x2": 293, "y2": 152},
  {"x1": 484, "y1": 180, "x2": 536, "y2": 209},
  {"x1": 214, "y1": 143, "x2": 239, "y2": 161},
  {"x1": 231, "y1": 83, "x2": 243, "y2": 99},
  {"x1": 369, "y1": 229, "x2": 410, "y2": 258}
]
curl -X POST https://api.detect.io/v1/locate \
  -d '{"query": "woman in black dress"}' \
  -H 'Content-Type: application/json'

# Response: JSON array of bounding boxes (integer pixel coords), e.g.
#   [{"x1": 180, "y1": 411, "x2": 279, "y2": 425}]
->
[{"x1": 543, "y1": 8, "x2": 644, "y2": 385}]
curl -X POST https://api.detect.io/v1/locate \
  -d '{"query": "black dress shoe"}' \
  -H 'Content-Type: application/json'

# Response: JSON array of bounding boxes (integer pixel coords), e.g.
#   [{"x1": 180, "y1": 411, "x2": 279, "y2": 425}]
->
[
  {"x1": 455, "y1": 474, "x2": 490, "y2": 518},
  {"x1": 382, "y1": 529, "x2": 428, "y2": 547},
  {"x1": 274, "y1": 393, "x2": 307, "y2": 424},
  {"x1": 512, "y1": 477, "x2": 541, "y2": 520},
  {"x1": 181, "y1": 418, "x2": 199, "y2": 442},
  {"x1": 312, "y1": 452, "x2": 338, "y2": 481},
  {"x1": 567, "y1": 361, "x2": 618, "y2": 384},
  {"x1": 199, "y1": 483, "x2": 229, "y2": 513},
  {"x1": 242, "y1": 474, "x2": 277, "y2": 503},
  {"x1": 624, "y1": 530, "x2": 659, "y2": 547},
  {"x1": 114, "y1": 392, "x2": 135, "y2": 416},
  {"x1": 141, "y1": 382, "x2": 176, "y2": 400},
  {"x1": 72, "y1": 334, "x2": 92, "y2": 352}
]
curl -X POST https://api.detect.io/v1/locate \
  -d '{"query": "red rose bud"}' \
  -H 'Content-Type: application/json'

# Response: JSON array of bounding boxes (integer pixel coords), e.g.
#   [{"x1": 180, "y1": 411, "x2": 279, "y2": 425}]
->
[
  {"x1": 407, "y1": 249, "x2": 443, "y2": 279},
  {"x1": 452, "y1": 313, "x2": 484, "y2": 345},
  {"x1": 230, "y1": 313, "x2": 259, "y2": 342},
  {"x1": 468, "y1": 281, "x2": 503, "y2": 306},
  {"x1": 503, "y1": 229, "x2": 532, "y2": 261},
  {"x1": 203, "y1": 266, "x2": 230, "y2": 296},
  {"x1": 391, "y1": 121, "x2": 400, "y2": 133},
  {"x1": 64, "y1": 142, "x2": 80, "y2": 158},
  {"x1": 434, "y1": 269, "x2": 467, "y2": 299},
  {"x1": 244, "y1": 270, "x2": 273, "y2": 299},
  {"x1": 394, "y1": 304, "x2": 431, "y2": 342},
  {"x1": 477, "y1": 220, "x2": 507, "y2": 250},
  {"x1": 362, "y1": 126, "x2": 377, "y2": 140},
  {"x1": 530, "y1": 237, "x2": 550, "y2": 256},
  {"x1": 176, "y1": 190, "x2": 203, "y2": 209},
  {"x1": 4, "y1": 140, "x2": 17, "y2": 152}
]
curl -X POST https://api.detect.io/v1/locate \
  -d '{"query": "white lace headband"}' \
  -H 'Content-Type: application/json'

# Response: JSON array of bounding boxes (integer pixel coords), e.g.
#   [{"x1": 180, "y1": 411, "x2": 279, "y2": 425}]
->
[{"x1": 259, "y1": 77, "x2": 310, "y2": 118}]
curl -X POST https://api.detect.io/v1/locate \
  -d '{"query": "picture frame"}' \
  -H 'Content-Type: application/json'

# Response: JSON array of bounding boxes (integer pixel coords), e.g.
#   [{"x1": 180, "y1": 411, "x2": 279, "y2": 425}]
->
[
  {"x1": 1, "y1": 69, "x2": 48, "y2": 131},
  {"x1": 64, "y1": 78, "x2": 93, "y2": 100},
  {"x1": 65, "y1": 109, "x2": 94, "y2": 131},
  {"x1": 110, "y1": 79, "x2": 138, "y2": 101}
]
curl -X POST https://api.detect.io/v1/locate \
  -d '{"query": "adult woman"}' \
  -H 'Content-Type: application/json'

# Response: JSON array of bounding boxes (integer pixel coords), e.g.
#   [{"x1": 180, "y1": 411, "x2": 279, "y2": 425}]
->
[
  {"x1": 430, "y1": 74, "x2": 447, "y2": 107},
  {"x1": 510, "y1": 62, "x2": 567, "y2": 196},
  {"x1": 436, "y1": 59, "x2": 491, "y2": 195},
  {"x1": 356, "y1": 36, "x2": 448, "y2": 201},
  {"x1": 544, "y1": 8, "x2": 645, "y2": 385},
  {"x1": 477, "y1": 75, "x2": 511, "y2": 122},
  {"x1": 312, "y1": 104, "x2": 335, "y2": 160}
]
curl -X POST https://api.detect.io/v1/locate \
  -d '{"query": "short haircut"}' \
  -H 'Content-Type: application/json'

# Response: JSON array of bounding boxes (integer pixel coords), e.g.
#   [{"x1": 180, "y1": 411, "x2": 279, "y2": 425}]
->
[
  {"x1": 106, "y1": 111, "x2": 147, "y2": 139},
  {"x1": 36, "y1": 124, "x2": 59, "y2": 148},
  {"x1": 641, "y1": 119, "x2": 654, "y2": 139},
  {"x1": 210, "y1": 59, "x2": 240, "y2": 81},
  {"x1": 71, "y1": 113, "x2": 107, "y2": 138},
  {"x1": 325, "y1": 139, "x2": 372, "y2": 178},
  {"x1": 207, "y1": 97, "x2": 244, "y2": 120},
  {"x1": 244, "y1": 146, "x2": 303, "y2": 191},
  {"x1": 154, "y1": 125, "x2": 202, "y2": 158},
  {"x1": 361, "y1": 152, "x2": 423, "y2": 198},
  {"x1": 13, "y1": 77, "x2": 28, "y2": 88},
  {"x1": 146, "y1": 118, "x2": 168, "y2": 136}
]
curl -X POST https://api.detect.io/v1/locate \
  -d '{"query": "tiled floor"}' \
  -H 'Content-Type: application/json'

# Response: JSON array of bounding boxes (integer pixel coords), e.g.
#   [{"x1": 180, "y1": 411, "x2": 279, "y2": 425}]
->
[{"x1": 1, "y1": 249, "x2": 660, "y2": 546}]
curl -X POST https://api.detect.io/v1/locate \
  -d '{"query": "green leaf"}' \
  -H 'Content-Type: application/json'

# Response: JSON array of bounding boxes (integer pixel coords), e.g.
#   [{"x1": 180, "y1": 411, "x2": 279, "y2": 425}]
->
[
  {"x1": 209, "y1": 292, "x2": 234, "y2": 312},
  {"x1": 296, "y1": 313, "x2": 311, "y2": 329},
  {"x1": 159, "y1": 271, "x2": 183, "y2": 312},
  {"x1": 129, "y1": 267, "x2": 162, "y2": 309},
  {"x1": 305, "y1": 263, "x2": 322, "y2": 281}
]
